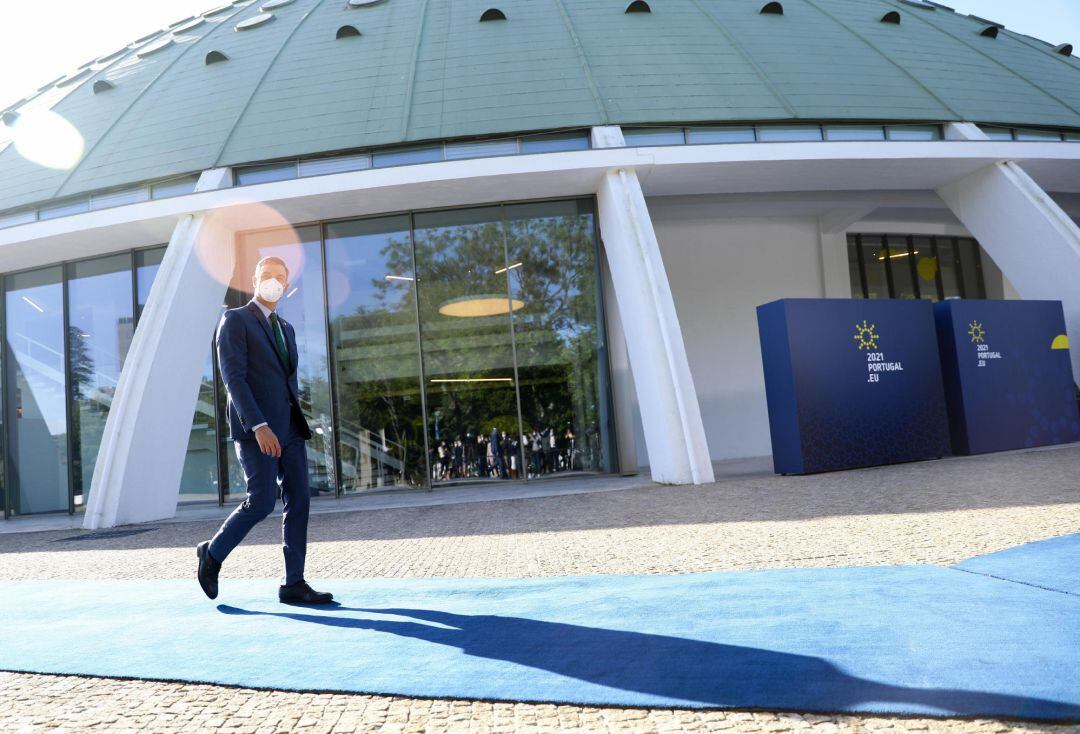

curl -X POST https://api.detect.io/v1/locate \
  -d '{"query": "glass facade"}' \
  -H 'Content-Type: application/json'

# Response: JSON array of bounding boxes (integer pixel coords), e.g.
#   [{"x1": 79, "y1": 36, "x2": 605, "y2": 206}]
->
[
  {"x1": 325, "y1": 215, "x2": 427, "y2": 492},
  {"x1": 66, "y1": 253, "x2": 134, "y2": 507},
  {"x1": 5, "y1": 267, "x2": 68, "y2": 515},
  {"x1": 847, "y1": 234, "x2": 988, "y2": 301},
  {"x1": 0, "y1": 196, "x2": 615, "y2": 517}
]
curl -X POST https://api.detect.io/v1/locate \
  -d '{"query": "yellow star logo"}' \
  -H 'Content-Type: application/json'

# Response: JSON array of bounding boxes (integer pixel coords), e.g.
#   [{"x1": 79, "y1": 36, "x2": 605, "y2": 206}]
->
[
  {"x1": 854, "y1": 320, "x2": 878, "y2": 350},
  {"x1": 967, "y1": 321, "x2": 986, "y2": 343}
]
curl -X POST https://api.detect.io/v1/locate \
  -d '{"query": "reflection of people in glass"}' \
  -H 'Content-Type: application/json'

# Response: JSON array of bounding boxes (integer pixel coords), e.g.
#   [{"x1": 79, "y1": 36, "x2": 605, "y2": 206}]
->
[
  {"x1": 476, "y1": 434, "x2": 488, "y2": 478},
  {"x1": 452, "y1": 438, "x2": 464, "y2": 479},
  {"x1": 564, "y1": 427, "x2": 576, "y2": 472},
  {"x1": 489, "y1": 427, "x2": 505, "y2": 479},
  {"x1": 436, "y1": 441, "x2": 449, "y2": 481},
  {"x1": 529, "y1": 431, "x2": 543, "y2": 478}
]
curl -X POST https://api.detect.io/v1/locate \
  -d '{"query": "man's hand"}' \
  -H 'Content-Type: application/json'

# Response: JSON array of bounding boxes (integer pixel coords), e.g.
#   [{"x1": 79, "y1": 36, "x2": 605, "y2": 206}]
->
[{"x1": 254, "y1": 425, "x2": 281, "y2": 457}]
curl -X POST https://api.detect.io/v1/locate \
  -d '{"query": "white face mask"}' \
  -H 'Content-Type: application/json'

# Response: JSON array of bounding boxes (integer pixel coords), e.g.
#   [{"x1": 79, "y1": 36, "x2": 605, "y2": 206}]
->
[{"x1": 257, "y1": 277, "x2": 285, "y2": 303}]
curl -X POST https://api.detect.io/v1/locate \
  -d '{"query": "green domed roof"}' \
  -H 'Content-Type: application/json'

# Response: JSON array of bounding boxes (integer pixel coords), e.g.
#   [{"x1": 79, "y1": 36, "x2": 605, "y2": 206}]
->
[{"x1": 0, "y1": 0, "x2": 1078, "y2": 214}]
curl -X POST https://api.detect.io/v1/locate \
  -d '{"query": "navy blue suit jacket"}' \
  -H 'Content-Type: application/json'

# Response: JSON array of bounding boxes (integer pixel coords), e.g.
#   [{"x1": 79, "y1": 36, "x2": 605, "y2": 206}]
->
[{"x1": 215, "y1": 301, "x2": 313, "y2": 443}]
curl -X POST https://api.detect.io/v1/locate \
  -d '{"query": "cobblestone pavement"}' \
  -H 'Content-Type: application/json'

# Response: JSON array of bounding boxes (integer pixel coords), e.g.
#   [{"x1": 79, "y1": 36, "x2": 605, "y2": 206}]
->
[{"x1": 1, "y1": 445, "x2": 1078, "y2": 732}]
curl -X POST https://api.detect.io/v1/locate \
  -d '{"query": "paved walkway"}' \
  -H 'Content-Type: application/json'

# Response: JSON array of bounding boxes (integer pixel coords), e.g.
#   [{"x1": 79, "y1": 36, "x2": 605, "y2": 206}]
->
[{"x1": 1, "y1": 445, "x2": 1078, "y2": 732}]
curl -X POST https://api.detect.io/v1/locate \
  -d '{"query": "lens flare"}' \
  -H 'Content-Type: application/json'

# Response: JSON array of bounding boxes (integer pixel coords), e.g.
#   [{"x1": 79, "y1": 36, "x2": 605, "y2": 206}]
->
[
  {"x1": 194, "y1": 200, "x2": 306, "y2": 291},
  {"x1": 11, "y1": 109, "x2": 85, "y2": 170}
]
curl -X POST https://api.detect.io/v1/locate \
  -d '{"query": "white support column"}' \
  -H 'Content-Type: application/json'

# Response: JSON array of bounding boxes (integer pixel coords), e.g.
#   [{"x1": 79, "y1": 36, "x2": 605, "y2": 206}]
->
[
  {"x1": 84, "y1": 168, "x2": 234, "y2": 529},
  {"x1": 591, "y1": 126, "x2": 714, "y2": 485},
  {"x1": 818, "y1": 207, "x2": 873, "y2": 298},
  {"x1": 937, "y1": 123, "x2": 1080, "y2": 384}
]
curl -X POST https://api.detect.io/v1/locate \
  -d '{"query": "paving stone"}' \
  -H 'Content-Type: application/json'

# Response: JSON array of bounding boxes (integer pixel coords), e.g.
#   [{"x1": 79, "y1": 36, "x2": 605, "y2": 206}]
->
[{"x1": 1, "y1": 446, "x2": 1079, "y2": 732}]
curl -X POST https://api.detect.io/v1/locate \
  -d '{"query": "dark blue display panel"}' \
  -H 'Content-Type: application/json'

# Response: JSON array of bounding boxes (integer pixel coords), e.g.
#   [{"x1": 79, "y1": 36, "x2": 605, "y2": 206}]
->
[
  {"x1": 934, "y1": 300, "x2": 1080, "y2": 455},
  {"x1": 757, "y1": 299, "x2": 951, "y2": 474}
]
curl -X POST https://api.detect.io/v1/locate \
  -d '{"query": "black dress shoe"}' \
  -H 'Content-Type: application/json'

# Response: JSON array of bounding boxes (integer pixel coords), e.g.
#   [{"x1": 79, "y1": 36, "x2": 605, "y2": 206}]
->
[
  {"x1": 196, "y1": 541, "x2": 221, "y2": 600},
  {"x1": 279, "y1": 580, "x2": 334, "y2": 604}
]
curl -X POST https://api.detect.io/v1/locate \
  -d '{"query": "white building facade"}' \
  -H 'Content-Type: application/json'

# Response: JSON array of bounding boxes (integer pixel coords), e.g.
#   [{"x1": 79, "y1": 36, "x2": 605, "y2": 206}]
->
[{"x1": 0, "y1": 0, "x2": 1077, "y2": 526}]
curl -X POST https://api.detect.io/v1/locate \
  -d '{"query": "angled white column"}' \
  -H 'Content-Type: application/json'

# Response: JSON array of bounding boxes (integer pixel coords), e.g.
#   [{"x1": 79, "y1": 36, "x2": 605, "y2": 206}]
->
[
  {"x1": 591, "y1": 126, "x2": 714, "y2": 485},
  {"x1": 84, "y1": 168, "x2": 234, "y2": 529},
  {"x1": 937, "y1": 123, "x2": 1080, "y2": 384}
]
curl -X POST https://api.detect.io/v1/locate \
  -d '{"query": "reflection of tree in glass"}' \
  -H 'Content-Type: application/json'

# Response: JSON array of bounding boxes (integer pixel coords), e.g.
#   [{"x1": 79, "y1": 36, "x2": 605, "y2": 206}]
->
[
  {"x1": 332, "y1": 206, "x2": 608, "y2": 483},
  {"x1": 68, "y1": 324, "x2": 96, "y2": 497},
  {"x1": 411, "y1": 219, "x2": 519, "y2": 458},
  {"x1": 332, "y1": 230, "x2": 426, "y2": 489},
  {"x1": 507, "y1": 213, "x2": 602, "y2": 470},
  {"x1": 67, "y1": 324, "x2": 95, "y2": 403}
]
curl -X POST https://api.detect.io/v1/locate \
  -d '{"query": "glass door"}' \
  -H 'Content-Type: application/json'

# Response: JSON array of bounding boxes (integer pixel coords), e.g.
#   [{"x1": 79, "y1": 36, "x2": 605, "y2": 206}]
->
[
  {"x1": 325, "y1": 215, "x2": 428, "y2": 492},
  {"x1": 413, "y1": 206, "x2": 523, "y2": 484},
  {"x1": 4, "y1": 266, "x2": 69, "y2": 515}
]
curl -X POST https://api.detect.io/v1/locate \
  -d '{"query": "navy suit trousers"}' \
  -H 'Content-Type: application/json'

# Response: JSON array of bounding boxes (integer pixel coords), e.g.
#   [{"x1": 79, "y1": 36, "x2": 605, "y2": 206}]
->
[{"x1": 208, "y1": 413, "x2": 310, "y2": 585}]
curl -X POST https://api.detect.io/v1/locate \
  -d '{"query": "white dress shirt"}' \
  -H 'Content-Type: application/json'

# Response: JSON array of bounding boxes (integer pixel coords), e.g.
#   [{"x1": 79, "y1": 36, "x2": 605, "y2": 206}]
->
[{"x1": 247, "y1": 297, "x2": 279, "y2": 433}]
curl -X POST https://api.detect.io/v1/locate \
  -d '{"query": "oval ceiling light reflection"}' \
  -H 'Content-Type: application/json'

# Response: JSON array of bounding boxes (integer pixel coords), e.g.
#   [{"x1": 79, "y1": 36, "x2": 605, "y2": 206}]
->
[
  {"x1": 438, "y1": 294, "x2": 524, "y2": 318},
  {"x1": 11, "y1": 109, "x2": 85, "y2": 170}
]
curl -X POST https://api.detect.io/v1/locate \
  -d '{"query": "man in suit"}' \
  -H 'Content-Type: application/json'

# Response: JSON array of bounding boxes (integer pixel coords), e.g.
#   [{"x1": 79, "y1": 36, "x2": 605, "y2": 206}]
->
[{"x1": 196, "y1": 255, "x2": 334, "y2": 605}]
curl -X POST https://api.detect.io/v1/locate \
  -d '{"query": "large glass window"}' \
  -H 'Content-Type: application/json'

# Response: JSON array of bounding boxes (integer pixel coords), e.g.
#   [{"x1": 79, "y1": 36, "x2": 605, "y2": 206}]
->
[
  {"x1": 5, "y1": 267, "x2": 68, "y2": 515},
  {"x1": 503, "y1": 200, "x2": 613, "y2": 477},
  {"x1": 933, "y1": 238, "x2": 963, "y2": 299},
  {"x1": 884, "y1": 235, "x2": 919, "y2": 299},
  {"x1": 414, "y1": 206, "x2": 522, "y2": 483},
  {"x1": 853, "y1": 235, "x2": 889, "y2": 299},
  {"x1": 848, "y1": 234, "x2": 989, "y2": 301},
  {"x1": 66, "y1": 254, "x2": 134, "y2": 508},
  {"x1": 136, "y1": 247, "x2": 220, "y2": 503},
  {"x1": 0, "y1": 196, "x2": 616, "y2": 520},
  {"x1": 325, "y1": 215, "x2": 427, "y2": 492}
]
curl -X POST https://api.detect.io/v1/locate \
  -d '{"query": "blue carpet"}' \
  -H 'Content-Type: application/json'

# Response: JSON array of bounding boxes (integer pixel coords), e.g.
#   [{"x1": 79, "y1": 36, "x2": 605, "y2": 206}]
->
[
  {"x1": 0, "y1": 536, "x2": 1078, "y2": 721},
  {"x1": 952, "y1": 532, "x2": 1080, "y2": 596}
]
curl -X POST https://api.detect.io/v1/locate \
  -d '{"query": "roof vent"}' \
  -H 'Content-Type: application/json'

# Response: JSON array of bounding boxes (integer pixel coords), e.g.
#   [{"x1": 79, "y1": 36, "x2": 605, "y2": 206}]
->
[
  {"x1": 260, "y1": 0, "x2": 294, "y2": 9},
  {"x1": 1, "y1": 111, "x2": 18, "y2": 127},
  {"x1": 760, "y1": 2, "x2": 783, "y2": 16},
  {"x1": 336, "y1": 25, "x2": 361, "y2": 38},
  {"x1": 1055, "y1": 43, "x2": 1073, "y2": 56},
  {"x1": 880, "y1": 11, "x2": 901, "y2": 24},
  {"x1": 137, "y1": 36, "x2": 175, "y2": 57},
  {"x1": 979, "y1": 25, "x2": 1000, "y2": 38},
  {"x1": 347, "y1": 0, "x2": 385, "y2": 6},
  {"x1": 206, "y1": 50, "x2": 229, "y2": 64},
  {"x1": 235, "y1": 13, "x2": 274, "y2": 31},
  {"x1": 173, "y1": 17, "x2": 206, "y2": 33},
  {"x1": 92, "y1": 80, "x2": 115, "y2": 94},
  {"x1": 480, "y1": 8, "x2": 506, "y2": 21},
  {"x1": 625, "y1": 1, "x2": 651, "y2": 12},
  {"x1": 133, "y1": 30, "x2": 162, "y2": 45},
  {"x1": 204, "y1": 4, "x2": 234, "y2": 16},
  {"x1": 97, "y1": 48, "x2": 129, "y2": 64}
]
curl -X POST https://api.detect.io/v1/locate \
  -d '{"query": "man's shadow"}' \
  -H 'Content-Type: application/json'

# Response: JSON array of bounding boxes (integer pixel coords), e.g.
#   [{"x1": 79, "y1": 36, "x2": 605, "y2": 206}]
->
[{"x1": 217, "y1": 604, "x2": 1079, "y2": 722}]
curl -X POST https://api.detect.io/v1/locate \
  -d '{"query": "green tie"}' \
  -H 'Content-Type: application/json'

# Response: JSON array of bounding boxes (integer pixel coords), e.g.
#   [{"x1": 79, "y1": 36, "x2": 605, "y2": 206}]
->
[{"x1": 268, "y1": 312, "x2": 290, "y2": 372}]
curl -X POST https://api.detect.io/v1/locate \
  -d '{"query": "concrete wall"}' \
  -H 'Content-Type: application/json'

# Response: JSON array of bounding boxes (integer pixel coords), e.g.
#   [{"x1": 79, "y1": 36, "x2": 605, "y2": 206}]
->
[
  {"x1": 634, "y1": 194, "x2": 1016, "y2": 466},
  {"x1": 640, "y1": 195, "x2": 831, "y2": 464}
]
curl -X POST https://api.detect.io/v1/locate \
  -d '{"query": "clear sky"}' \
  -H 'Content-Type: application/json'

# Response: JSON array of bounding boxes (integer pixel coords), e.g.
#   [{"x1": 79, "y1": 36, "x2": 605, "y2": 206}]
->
[{"x1": 0, "y1": 0, "x2": 1078, "y2": 111}]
